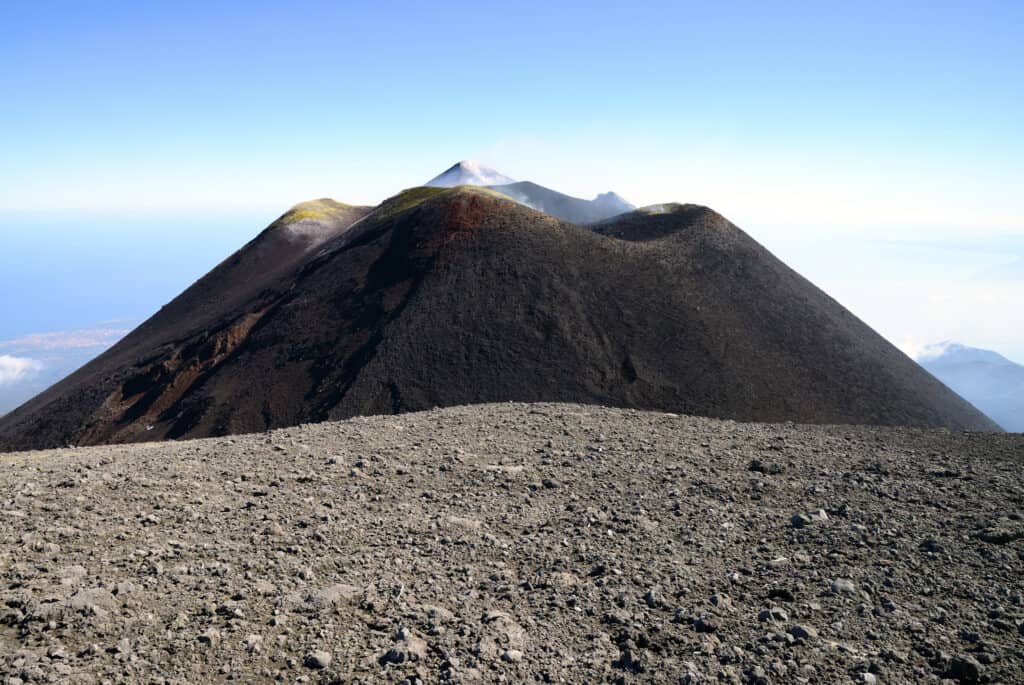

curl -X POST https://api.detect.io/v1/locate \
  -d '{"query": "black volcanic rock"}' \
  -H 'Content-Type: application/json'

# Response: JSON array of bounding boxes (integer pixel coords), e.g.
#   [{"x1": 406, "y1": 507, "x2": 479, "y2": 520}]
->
[{"x1": 0, "y1": 187, "x2": 997, "y2": 450}]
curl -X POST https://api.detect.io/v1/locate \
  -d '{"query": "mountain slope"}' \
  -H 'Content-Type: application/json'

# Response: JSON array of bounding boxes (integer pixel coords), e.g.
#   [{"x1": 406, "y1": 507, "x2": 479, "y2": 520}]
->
[
  {"x1": 0, "y1": 199, "x2": 372, "y2": 448},
  {"x1": 918, "y1": 342, "x2": 1024, "y2": 431},
  {"x1": 0, "y1": 187, "x2": 997, "y2": 450}
]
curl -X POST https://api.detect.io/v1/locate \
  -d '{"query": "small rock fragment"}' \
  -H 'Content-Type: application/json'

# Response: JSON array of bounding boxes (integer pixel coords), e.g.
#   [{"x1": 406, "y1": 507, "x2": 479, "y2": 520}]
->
[
  {"x1": 709, "y1": 593, "x2": 732, "y2": 611},
  {"x1": 198, "y1": 629, "x2": 221, "y2": 647},
  {"x1": 304, "y1": 651, "x2": 331, "y2": 669},
  {"x1": 946, "y1": 654, "x2": 983, "y2": 683},
  {"x1": 791, "y1": 513, "x2": 812, "y2": 529},
  {"x1": 693, "y1": 616, "x2": 720, "y2": 633},
  {"x1": 381, "y1": 626, "x2": 428, "y2": 665},
  {"x1": 788, "y1": 624, "x2": 818, "y2": 641},
  {"x1": 758, "y1": 607, "x2": 788, "y2": 622},
  {"x1": 832, "y1": 578, "x2": 857, "y2": 594}
]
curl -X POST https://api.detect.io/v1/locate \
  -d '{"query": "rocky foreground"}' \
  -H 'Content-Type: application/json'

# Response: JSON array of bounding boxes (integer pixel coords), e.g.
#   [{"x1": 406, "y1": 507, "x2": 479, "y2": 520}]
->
[{"x1": 0, "y1": 403, "x2": 1021, "y2": 684}]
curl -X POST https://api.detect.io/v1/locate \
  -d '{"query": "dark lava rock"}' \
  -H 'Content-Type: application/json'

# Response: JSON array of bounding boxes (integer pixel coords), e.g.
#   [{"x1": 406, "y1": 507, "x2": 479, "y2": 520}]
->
[
  {"x1": 693, "y1": 616, "x2": 720, "y2": 633},
  {"x1": 304, "y1": 651, "x2": 331, "y2": 669},
  {"x1": 788, "y1": 624, "x2": 818, "y2": 641},
  {"x1": 946, "y1": 654, "x2": 983, "y2": 683},
  {"x1": 767, "y1": 588, "x2": 796, "y2": 602},
  {"x1": 748, "y1": 459, "x2": 784, "y2": 475}
]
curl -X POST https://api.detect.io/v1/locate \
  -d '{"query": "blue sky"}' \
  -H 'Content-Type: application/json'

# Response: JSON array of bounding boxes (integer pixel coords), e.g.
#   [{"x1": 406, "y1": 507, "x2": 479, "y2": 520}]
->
[
  {"x1": 3, "y1": 1, "x2": 1021, "y2": 223},
  {"x1": 1, "y1": 1, "x2": 1022, "y2": 410}
]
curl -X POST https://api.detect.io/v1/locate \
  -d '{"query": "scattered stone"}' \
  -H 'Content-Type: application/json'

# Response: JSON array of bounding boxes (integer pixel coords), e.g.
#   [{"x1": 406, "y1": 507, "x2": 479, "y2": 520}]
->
[
  {"x1": 381, "y1": 626, "x2": 428, "y2": 665},
  {"x1": 477, "y1": 610, "x2": 526, "y2": 661},
  {"x1": 254, "y1": 579, "x2": 277, "y2": 596},
  {"x1": 69, "y1": 587, "x2": 117, "y2": 614},
  {"x1": 305, "y1": 583, "x2": 360, "y2": 609},
  {"x1": 758, "y1": 607, "x2": 788, "y2": 622},
  {"x1": 791, "y1": 513, "x2": 812, "y2": 529},
  {"x1": 426, "y1": 604, "x2": 456, "y2": 623},
  {"x1": 710, "y1": 593, "x2": 732, "y2": 611},
  {"x1": 832, "y1": 578, "x2": 857, "y2": 594},
  {"x1": 946, "y1": 654, "x2": 983, "y2": 683},
  {"x1": 959, "y1": 628, "x2": 980, "y2": 643},
  {"x1": 748, "y1": 459, "x2": 784, "y2": 475},
  {"x1": 0, "y1": 404, "x2": 1020, "y2": 683},
  {"x1": 788, "y1": 624, "x2": 818, "y2": 641},
  {"x1": 304, "y1": 650, "x2": 331, "y2": 669},
  {"x1": 59, "y1": 565, "x2": 88, "y2": 585},
  {"x1": 792, "y1": 509, "x2": 828, "y2": 528},
  {"x1": 693, "y1": 616, "x2": 720, "y2": 633},
  {"x1": 198, "y1": 629, "x2": 222, "y2": 647}
]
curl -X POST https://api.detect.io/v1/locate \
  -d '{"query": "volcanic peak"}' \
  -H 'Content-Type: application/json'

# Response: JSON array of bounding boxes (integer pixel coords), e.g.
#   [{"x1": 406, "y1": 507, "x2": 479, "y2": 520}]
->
[
  {"x1": 268, "y1": 198, "x2": 355, "y2": 228},
  {"x1": 425, "y1": 159, "x2": 515, "y2": 188}
]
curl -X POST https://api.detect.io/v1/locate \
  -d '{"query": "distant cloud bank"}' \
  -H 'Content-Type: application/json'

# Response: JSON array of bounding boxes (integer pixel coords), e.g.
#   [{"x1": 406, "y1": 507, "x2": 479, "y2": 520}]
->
[
  {"x1": 1, "y1": 327, "x2": 128, "y2": 351},
  {"x1": 0, "y1": 355, "x2": 43, "y2": 386}
]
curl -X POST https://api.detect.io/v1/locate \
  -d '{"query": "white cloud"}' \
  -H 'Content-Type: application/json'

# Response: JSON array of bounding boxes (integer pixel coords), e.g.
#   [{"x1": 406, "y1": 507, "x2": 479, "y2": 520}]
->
[
  {"x1": 0, "y1": 355, "x2": 43, "y2": 386},
  {"x1": 895, "y1": 339, "x2": 927, "y2": 360}
]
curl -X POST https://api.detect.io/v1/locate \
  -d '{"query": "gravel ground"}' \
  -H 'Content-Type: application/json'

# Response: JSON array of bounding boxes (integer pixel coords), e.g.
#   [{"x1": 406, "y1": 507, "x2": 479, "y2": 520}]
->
[{"x1": 0, "y1": 403, "x2": 1022, "y2": 684}]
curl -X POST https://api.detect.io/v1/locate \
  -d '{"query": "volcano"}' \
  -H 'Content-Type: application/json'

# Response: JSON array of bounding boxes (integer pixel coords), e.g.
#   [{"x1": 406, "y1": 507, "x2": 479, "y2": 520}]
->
[
  {"x1": 426, "y1": 160, "x2": 635, "y2": 223},
  {"x1": 425, "y1": 160, "x2": 515, "y2": 187},
  {"x1": 0, "y1": 182, "x2": 998, "y2": 450}
]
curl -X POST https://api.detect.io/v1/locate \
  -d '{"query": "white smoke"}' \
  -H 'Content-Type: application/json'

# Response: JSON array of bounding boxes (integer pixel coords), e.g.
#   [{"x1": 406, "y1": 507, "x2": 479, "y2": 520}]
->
[
  {"x1": 497, "y1": 189, "x2": 543, "y2": 213},
  {"x1": 424, "y1": 160, "x2": 515, "y2": 188},
  {"x1": 641, "y1": 204, "x2": 671, "y2": 215}
]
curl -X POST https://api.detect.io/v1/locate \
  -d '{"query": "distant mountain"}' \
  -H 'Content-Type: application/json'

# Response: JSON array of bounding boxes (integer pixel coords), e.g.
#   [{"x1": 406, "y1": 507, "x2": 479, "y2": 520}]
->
[
  {"x1": 0, "y1": 186, "x2": 996, "y2": 451},
  {"x1": 917, "y1": 341, "x2": 1024, "y2": 431},
  {"x1": 425, "y1": 160, "x2": 635, "y2": 223},
  {"x1": 490, "y1": 182, "x2": 635, "y2": 224},
  {"x1": 918, "y1": 341, "x2": 1012, "y2": 366},
  {"x1": 425, "y1": 160, "x2": 514, "y2": 188}
]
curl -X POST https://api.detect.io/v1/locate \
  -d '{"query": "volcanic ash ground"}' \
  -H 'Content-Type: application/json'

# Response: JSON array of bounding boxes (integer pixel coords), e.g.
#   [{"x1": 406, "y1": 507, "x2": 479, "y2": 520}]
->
[{"x1": 1, "y1": 403, "x2": 1022, "y2": 684}]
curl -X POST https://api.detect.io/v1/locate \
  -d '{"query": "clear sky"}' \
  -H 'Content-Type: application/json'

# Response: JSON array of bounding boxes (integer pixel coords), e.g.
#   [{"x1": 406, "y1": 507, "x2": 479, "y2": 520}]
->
[
  {"x1": 1, "y1": 1, "x2": 1021, "y2": 231},
  {"x1": 1, "y1": 1, "x2": 1022, "y2": 409}
]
